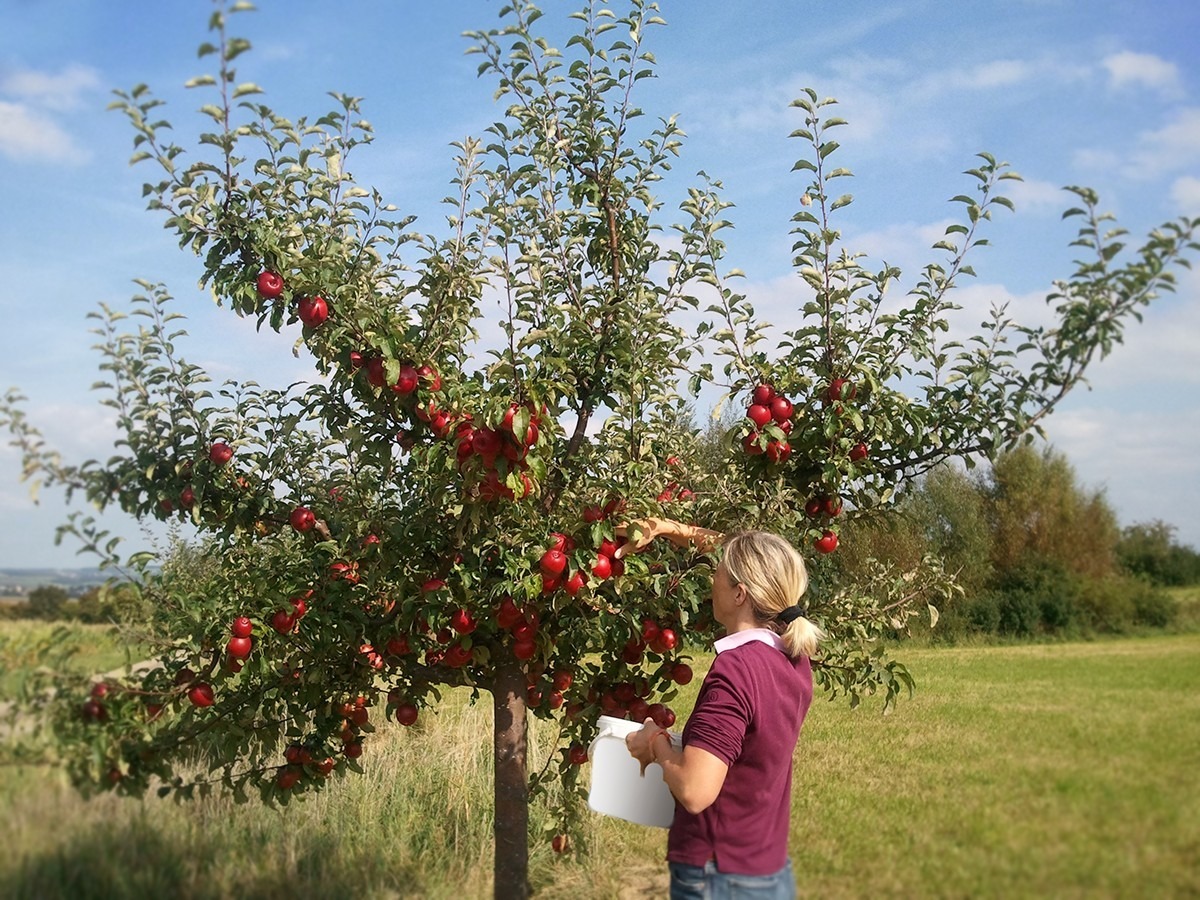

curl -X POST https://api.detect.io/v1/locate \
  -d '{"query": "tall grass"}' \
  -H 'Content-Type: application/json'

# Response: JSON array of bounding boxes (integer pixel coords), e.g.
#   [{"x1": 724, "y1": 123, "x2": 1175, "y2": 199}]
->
[{"x1": 1, "y1": 634, "x2": 1197, "y2": 898}]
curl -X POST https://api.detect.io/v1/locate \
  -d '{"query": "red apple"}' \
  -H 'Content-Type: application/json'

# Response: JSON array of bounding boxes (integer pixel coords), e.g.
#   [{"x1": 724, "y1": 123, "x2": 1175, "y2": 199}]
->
[
  {"x1": 641, "y1": 619, "x2": 660, "y2": 643},
  {"x1": 655, "y1": 628, "x2": 679, "y2": 652},
  {"x1": 227, "y1": 636, "x2": 253, "y2": 659},
  {"x1": 343, "y1": 740, "x2": 364, "y2": 759},
  {"x1": 513, "y1": 639, "x2": 537, "y2": 661},
  {"x1": 765, "y1": 440, "x2": 791, "y2": 463},
  {"x1": 822, "y1": 495, "x2": 843, "y2": 517},
  {"x1": 752, "y1": 383, "x2": 775, "y2": 405},
  {"x1": 814, "y1": 530, "x2": 839, "y2": 554},
  {"x1": 329, "y1": 560, "x2": 359, "y2": 584},
  {"x1": 539, "y1": 549, "x2": 567, "y2": 578},
  {"x1": 850, "y1": 441, "x2": 869, "y2": 462},
  {"x1": 81, "y1": 698, "x2": 107, "y2": 722},
  {"x1": 496, "y1": 597, "x2": 522, "y2": 629},
  {"x1": 417, "y1": 364, "x2": 441, "y2": 391},
  {"x1": 568, "y1": 743, "x2": 588, "y2": 765},
  {"x1": 393, "y1": 364, "x2": 419, "y2": 395},
  {"x1": 208, "y1": 442, "x2": 233, "y2": 465},
  {"x1": 551, "y1": 834, "x2": 569, "y2": 854},
  {"x1": 564, "y1": 570, "x2": 586, "y2": 596},
  {"x1": 747, "y1": 404, "x2": 773, "y2": 428},
  {"x1": 395, "y1": 703, "x2": 419, "y2": 726},
  {"x1": 188, "y1": 683, "x2": 215, "y2": 708},
  {"x1": 804, "y1": 497, "x2": 823, "y2": 518},
  {"x1": 256, "y1": 270, "x2": 284, "y2": 299},
  {"x1": 289, "y1": 593, "x2": 309, "y2": 618},
  {"x1": 289, "y1": 506, "x2": 316, "y2": 533},
  {"x1": 231, "y1": 616, "x2": 253, "y2": 638},
  {"x1": 179, "y1": 486, "x2": 196, "y2": 508},
  {"x1": 622, "y1": 639, "x2": 644, "y2": 665},
  {"x1": 297, "y1": 296, "x2": 328, "y2": 328},
  {"x1": 512, "y1": 618, "x2": 537, "y2": 643},
  {"x1": 445, "y1": 643, "x2": 472, "y2": 668},
  {"x1": 770, "y1": 396, "x2": 793, "y2": 422},
  {"x1": 591, "y1": 554, "x2": 613, "y2": 580},
  {"x1": 450, "y1": 608, "x2": 477, "y2": 634},
  {"x1": 742, "y1": 432, "x2": 764, "y2": 455},
  {"x1": 385, "y1": 635, "x2": 410, "y2": 656},
  {"x1": 270, "y1": 609, "x2": 295, "y2": 634},
  {"x1": 826, "y1": 378, "x2": 857, "y2": 404},
  {"x1": 365, "y1": 357, "x2": 386, "y2": 387},
  {"x1": 582, "y1": 505, "x2": 605, "y2": 523},
  {"x1": 671, "y1": 662, "x2": 694, "y2": 685}
]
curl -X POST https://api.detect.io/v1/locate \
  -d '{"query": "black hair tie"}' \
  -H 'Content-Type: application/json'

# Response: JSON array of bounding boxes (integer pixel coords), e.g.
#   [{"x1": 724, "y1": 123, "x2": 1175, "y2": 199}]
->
[{"x1": 776, "y1": 604, "x2": 806, "y2": 625}]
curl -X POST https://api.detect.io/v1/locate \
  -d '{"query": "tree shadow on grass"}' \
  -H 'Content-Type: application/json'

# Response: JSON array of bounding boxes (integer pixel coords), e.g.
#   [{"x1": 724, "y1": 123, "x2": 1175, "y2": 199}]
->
[{"x1": 0, "y1": 813, "x2": 442, "y2": 900}]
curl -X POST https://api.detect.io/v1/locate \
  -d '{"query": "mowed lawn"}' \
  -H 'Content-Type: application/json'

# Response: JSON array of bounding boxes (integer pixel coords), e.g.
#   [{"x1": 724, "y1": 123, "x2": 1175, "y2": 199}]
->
[{"x1": 0, "y1": 631, "x2": 1197, "y2": 899}]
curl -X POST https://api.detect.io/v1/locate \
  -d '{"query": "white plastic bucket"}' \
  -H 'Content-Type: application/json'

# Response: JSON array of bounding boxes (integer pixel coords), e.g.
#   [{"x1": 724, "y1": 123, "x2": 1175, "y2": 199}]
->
[{"x1": 587, "y1": 715, "x2": 680, "y2": 828}]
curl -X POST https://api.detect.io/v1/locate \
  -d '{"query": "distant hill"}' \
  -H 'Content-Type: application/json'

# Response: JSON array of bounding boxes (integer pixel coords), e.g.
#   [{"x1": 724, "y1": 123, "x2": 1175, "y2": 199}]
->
[{"x1": 0, "y1": 568, "x2": 112, "y2": 591}]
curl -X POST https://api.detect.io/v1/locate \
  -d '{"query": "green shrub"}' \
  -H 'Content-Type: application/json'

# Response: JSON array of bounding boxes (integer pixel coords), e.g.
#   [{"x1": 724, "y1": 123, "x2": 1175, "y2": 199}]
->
[
  {"x1": 1075, "y1": 576, "x2": 1136, "y2": 633},
  {"x1": 1129, "y1": 578, "x2": 1177, "y2": 628},
  {"x1": 990, "y1": 561, "x2": 1080, "y2": 636}
]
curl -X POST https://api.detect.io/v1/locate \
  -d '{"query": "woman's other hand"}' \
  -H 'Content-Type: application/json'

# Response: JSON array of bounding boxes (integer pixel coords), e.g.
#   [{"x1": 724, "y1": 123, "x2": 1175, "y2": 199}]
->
[{"x1": 614, "y1": 518, "x2": 723, "y2": 558}]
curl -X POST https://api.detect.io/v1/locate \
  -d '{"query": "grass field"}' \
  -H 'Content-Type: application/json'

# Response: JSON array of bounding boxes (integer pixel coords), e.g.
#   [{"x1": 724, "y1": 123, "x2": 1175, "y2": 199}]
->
[
  {"x1": 1, "y1": 632, "x2": 1197, "y2": 898},
  {"x1": 0, "y1": 622, "x2": 146, "y2": 701}
]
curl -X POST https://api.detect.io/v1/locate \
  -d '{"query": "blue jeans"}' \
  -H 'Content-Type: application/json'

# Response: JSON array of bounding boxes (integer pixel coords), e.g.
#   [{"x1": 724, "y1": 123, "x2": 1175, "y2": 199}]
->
[{"x1": 669, "y1": 859, "x2": 795, "y2": 899}]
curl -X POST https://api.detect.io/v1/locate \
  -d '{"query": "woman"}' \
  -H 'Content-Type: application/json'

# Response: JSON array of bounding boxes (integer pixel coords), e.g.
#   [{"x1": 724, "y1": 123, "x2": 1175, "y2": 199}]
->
[{"x1": 617, "y1": 519, "x2": 823, "y2": 899}]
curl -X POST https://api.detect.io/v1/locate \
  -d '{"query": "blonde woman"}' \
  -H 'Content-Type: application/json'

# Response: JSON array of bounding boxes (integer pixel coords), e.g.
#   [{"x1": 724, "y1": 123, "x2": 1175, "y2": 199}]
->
[{"x1": 617, "y1": 519, "x2": 822, "y2": 900}]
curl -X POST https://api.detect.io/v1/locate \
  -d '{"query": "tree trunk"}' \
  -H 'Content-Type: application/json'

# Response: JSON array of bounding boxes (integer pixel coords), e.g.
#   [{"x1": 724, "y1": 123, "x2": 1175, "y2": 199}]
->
[{"x1": 492, "y1": 658, "x2": 530, "y2": 900}]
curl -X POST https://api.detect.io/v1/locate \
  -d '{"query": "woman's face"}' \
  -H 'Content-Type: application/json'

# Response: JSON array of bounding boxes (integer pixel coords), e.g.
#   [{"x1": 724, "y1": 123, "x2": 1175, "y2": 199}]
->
[{"x1": 710, "y1": 559, "x2": 744, "y2": 630}]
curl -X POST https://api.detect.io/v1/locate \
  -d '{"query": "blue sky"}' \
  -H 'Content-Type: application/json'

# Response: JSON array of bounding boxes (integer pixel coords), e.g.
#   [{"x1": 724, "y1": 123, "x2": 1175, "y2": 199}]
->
[{"x1": 1, "y1": 0, "x2": 1198, "y2": 569}]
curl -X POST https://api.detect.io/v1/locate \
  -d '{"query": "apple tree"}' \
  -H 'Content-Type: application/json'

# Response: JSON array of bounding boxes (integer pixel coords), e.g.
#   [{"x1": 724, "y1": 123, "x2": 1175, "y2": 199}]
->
[{"x1": 1, "y1": 2, "x2": 1196, "y2": 898}]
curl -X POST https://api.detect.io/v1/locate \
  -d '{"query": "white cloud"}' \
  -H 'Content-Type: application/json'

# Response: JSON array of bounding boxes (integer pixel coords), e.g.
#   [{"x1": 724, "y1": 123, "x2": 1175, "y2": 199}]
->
[
  {"x1": 0, "y1": 100, "x2": 89, "y2": 163},
  {"x1": 960, "y1": 59, "x2": 1034, "y2": 90},
  {"x1": 0, "y1": 64, "x2": 99, "y2": 165},
  {"x1": 1170, "y1": 175, "x2": 1200, "y2": 216},
  {"x1": 0, "y1": 63, "x2": 99, "y2": 110},
  {"x1": 1131, "y1": 107, "x2": 1200, "y2": 177},
  {"x1": 1044, "y1": 404, "x2": 1200, "y2": 546},
  {"x1": 1005, "y1": 178, "x2": 1067, "y2": 215},
  {"x1": 1102, "y1": 51, "x2": 1183, "y2": 98}
]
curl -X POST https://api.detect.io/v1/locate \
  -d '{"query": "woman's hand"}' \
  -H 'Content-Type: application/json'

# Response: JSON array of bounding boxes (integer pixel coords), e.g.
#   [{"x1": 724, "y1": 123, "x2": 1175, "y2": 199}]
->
[
  {"x1": 625, "y1": 718, "x2": 666, "y2": 776},
  {"x1": 614, "y1": 518, "x2": 723, "y2": 558}
]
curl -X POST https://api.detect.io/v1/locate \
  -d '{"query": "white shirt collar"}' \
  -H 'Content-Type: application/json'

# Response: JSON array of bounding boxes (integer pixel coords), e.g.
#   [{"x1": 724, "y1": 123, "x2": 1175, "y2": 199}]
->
[{"x1": 713, "y1": 627, "x2": 785, "y2": 655}]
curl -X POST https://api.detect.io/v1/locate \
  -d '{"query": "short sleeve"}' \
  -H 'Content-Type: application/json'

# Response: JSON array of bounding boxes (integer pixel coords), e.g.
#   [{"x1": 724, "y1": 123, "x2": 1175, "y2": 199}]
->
[{"x1": 683, "y1": 657, "x2": 751, "y2": 767}]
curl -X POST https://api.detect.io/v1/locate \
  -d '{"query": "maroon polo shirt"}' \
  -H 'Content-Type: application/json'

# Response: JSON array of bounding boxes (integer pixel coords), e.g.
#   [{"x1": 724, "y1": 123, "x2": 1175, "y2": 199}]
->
[{"x1": 667, "y1": 629, "x2": 813, "y2": 875}]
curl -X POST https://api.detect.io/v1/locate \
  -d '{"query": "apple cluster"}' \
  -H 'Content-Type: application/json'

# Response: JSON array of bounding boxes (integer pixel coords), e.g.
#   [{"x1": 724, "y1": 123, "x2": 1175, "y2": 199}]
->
[
  {"x1": 741, "y1": 383, "x2": 795, "y2": 463},
  {"x1": 451, "y1": 401, "x2": 544, "y2": 503},
  {"x1": 256, "y1": 269, "x2": 329, "y2": 329},
  {"x1": 656, "y1": 455, "x2": 695, "y2": 503}
]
